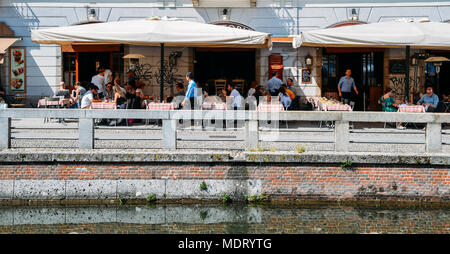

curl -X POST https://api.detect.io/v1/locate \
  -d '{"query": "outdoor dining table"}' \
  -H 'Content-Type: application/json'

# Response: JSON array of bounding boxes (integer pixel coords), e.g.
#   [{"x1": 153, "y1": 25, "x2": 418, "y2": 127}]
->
[
  {"x1": 37, "y1": 98, "x2": 71, "y2": 108},
  {"x1": 90, "y1": 102, "x2": 116, "y2": 109},
  {"x1": 257, "y1": 103, "x2": 285, "y2": 112},
  {"x1": 310, "y1": 97, "x2": 352, "y2": 111},
  {"x1": 201, "y1": 102, "x2": 227, "y2": 110},
  {"x1": 397, "y1": 105, "x2": 425, "y2": 113},
  {"x1": 146, "y1": 102, "x2": 175, "y2": 110},
  {"x1": 323, "y1": 103, "x2": 352, "y2": 111}
]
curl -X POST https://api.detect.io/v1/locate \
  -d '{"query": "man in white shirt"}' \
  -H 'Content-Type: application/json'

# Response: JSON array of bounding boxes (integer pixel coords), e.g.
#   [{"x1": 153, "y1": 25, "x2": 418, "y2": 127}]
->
[
  {"x1": 266, "y1": 71, "x2": 282, "y2": 96},
  {"x1": 81, "y1": 85, "x2": 98, "y2": 109},
  {"x1": 103, "y1": 68, "x2": 112, "y2": 87},
  {"x1": 91, "y1": 69, "x2": 105, "y2": 97},
  {"x1": 227, "y1": 83, "x2": 242, "y2": 109}
]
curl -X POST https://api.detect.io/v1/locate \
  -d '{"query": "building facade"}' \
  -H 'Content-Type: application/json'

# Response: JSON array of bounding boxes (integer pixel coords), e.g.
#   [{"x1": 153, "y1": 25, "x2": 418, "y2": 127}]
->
[{"x1": 1, "y1": 0, "x2": 450, "y2": 110}]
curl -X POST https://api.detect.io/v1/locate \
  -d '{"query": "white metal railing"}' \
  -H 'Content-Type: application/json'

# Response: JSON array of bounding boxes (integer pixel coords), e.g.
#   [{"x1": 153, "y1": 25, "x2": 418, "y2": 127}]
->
[{"x1": 1, "y1": 108, "x2": 449, "y2": 152}]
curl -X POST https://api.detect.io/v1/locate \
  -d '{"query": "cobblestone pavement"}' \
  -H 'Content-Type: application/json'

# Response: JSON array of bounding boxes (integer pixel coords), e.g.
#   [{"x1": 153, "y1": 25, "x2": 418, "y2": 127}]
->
[{"x1": 8, "y1": 118, "x2": 450, "y2": 153}]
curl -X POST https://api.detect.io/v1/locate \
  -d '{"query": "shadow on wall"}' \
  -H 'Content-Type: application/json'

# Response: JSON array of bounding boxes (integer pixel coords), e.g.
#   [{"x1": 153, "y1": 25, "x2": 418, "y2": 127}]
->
[{"x1": 0, "y1": 2, "x2": 49, "y2": 107}]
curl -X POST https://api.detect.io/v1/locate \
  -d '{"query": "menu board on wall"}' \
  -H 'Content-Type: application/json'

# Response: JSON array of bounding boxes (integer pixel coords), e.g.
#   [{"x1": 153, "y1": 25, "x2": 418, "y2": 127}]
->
[
  {"x1": 389, "y1": 60, "x2": 406, "y2": 74},
  {"x1": 9, "y1": 47, "x2": 26, "y2": 93},
  {"x1": 301, "y1": 68, "x2": 312, "y2": 83}
]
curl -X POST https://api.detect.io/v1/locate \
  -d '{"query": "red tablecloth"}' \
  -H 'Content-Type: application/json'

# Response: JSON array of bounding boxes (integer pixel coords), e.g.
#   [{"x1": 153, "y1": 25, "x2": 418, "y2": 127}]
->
[
  {"x1": 398, "y1": 105, "x2": 425, "y2": 113},
  {"x1": 91, "y1": 102, "x2": 116, "y2": 109},
  {"x1": 37, "y1": 98, "x2": 71, "y2": 108},
  {"x1": 202, "y1": 102, "x2": 227, "y2": 110},
  {"x1": 147, "y1": 102, "x2": 175, "y2": 110},
  {"x1": 257, "y1": 104, "x2": 285, "y2": 112}
]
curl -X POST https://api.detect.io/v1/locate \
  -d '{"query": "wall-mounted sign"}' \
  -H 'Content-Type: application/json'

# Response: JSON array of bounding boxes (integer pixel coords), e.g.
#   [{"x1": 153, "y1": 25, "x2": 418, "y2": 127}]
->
[
  {"x1": 389, "y1": 60, "x2": 406, "y2": 74},
  {"x1": 301, "y1": 68, "x2": 312, "y2": 83},
  {"x1": 210, "y1": 21, "x2": 254, "y2": 31},
  {"x1": 9, "y1": 47, "x2": 26, "y2": 93}
]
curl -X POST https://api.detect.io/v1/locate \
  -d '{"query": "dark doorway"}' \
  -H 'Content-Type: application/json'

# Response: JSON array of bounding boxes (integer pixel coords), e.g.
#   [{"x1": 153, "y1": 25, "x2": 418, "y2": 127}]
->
[
  {"x1": 194, "y1": 48, "x2": 255, "y2": 95},
  {"x1": 322, "y1": 49, "x2": 384, "y2": 111},
  {"x1": 77, "y1": 52, "x2": 111, "y2": 82}
]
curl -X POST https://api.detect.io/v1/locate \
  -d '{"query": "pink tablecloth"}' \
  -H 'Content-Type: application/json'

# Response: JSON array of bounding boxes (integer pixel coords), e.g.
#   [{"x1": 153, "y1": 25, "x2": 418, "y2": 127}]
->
[
  {"x1": 323, "y1": 104, "x2": 353, "y2": 111},
  {"x1": 147, "y1": 103, "x2": 175, "y2": 110},
  {"x1": 91, "y1": 102, "x2": 116, "y2": 109},
  {"x1": 37, "y1": 98, "x2": 71, "y2": 108},
  {"x1": 202, "y1": 103, "x2": 227, "y2": 110},
  {"x1": 398, "y1": 105, "x2": 425, "y2": 113},
  {"x1": 257, "y1": 104, "x2": 285, "y2": 112}
]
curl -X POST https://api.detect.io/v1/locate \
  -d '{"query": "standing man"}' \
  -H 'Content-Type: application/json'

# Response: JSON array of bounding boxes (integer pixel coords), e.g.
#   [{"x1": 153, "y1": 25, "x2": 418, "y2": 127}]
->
[
  {"x1": 338, "y1": 69, "x2": 359, "y2": 104},
  {"x1": 180, "y1": 72, "x2": 197, "y2": 110},
  {"x1": 266, "y1": 71, "x2": 282, "y2": 96},
  {"x1": 417, "y1": 86, "x2": 439, "y2": 112},
  {"x1": 103, "y1": 68, "x2": 113, "y2": 88},
  {"x1": 91, "y1": 69, "x2": 105, "y2": 97}
]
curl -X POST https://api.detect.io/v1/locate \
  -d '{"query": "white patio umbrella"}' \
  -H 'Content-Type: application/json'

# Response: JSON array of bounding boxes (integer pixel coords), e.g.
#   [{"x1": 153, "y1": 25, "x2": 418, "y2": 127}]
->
[
  {"x1": 292, "y1": 19, "x2": 450, "y2": 49},
  {"x1": 292, "y1": 19, "x2": 450, "y2": 100},
  {"x1": 32, "y1": 17, "x2": 272, "y2": 100}
]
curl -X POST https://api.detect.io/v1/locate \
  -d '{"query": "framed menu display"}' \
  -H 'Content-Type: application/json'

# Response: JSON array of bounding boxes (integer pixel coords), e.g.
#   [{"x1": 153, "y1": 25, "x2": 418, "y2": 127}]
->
[
  {"x1": 301, "y1": 68, "x2": 312, "y2": 83},
  {"x1": 9, "y1": 47, "x2": 26, "y2": 93}
]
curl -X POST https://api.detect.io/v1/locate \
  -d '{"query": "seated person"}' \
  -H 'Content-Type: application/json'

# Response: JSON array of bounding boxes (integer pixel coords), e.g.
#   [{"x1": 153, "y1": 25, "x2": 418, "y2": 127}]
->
[
  {"x1": 71, "y1": 81, "x2": 87, "y2": 108},
  {"x1": 80, "y1": 84, "x2": 99, "y2": 109},
  {"x1": 219, "y1": 88, "x2": 227, "y2": 102},
  {"x1": 227, "y1": 83, "x2": 242, "y2": 110},
  {"x1": 247, "y1": 81, "x2": 258, "y2": 97},
  {"x1": 104, "y1": 82, "x2": 115, "y2": 101},
  {"x1": 253, "y1": 85, "x2": 265, "y2": 106},
  {"x1": 113, "y1": 77, "x2": 127, "y2": 95},
  {"x1": 125, "y1": 84, "x2": 141, "y2": 109},
  {"x1": 173, "y1": 83, "x2": 185, "y2": 108},
  {"x1": 278, "y1": 86, "x2": 292, "y2": 110},
  {"x1": 280, "y1": 84, "x2": 296, "y2": 110},
  {"x1": 55, "y1": 81, "x2": 70, "y2": 99},
  {"x1": 379, "y1": 88, "x2": 404, "y2": 129},
  {"x1": 417, "y1": 86, "x2": 439, "y2": 112},
  {"x1": 379, "y1": 88, "x2": 399, "y2": 112},
  {"x1": 113, "y1": 84, "x2": 127, "y2": 108}
]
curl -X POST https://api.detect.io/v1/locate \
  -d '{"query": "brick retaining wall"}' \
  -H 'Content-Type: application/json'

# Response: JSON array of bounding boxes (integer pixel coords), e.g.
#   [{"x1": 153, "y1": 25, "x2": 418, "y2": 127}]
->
[{"x1": 0, "y1": 163, "x2": 448, "y2": 203}]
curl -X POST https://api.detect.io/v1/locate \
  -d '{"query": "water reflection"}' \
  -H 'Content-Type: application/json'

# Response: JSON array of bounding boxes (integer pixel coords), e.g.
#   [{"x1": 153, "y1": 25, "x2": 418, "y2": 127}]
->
[{"x1": 0, "y1": 204, "x2": 448, "y2": 234}]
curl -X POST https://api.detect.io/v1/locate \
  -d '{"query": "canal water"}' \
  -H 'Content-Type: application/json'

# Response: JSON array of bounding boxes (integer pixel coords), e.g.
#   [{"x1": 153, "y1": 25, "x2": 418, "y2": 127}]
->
[{"x1": 0, "y1": 204, "x2": 448, "y2": 234}]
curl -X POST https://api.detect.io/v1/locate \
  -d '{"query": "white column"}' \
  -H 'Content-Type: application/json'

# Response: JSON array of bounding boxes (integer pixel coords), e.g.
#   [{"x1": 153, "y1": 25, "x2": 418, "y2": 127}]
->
[
  {"x1": 335, "y1": 120, "x2": 349, "y2": 152},
  {"x1": 163, "y1": 119, "x2": 177, "y2": 149},
  {"x1": 426, "y1": 123, "x2": 442, "y2": 153}
]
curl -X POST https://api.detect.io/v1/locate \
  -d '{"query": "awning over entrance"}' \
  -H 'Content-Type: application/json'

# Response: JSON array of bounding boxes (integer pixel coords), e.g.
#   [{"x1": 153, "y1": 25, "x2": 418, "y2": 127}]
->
[
  {"x1": 31, "y1": 17, "x2": 272, "y2": 48},
  {"x1": 0, "y1": 38, "x2": 20, "y2": 64},
  {"x1": 292, "y1": 20, "x2": 450, "y2": 49}
]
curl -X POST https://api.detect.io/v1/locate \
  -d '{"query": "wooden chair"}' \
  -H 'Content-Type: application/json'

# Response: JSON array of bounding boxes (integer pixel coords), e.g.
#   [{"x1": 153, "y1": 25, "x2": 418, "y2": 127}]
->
[
  {"x1": 232, "y1": 79, "x2": 245, "y2": 92},
  {"x1": 9, "y1": 94, "x2": 26, "y2": 108},
  {"x1": 214, "y1": 79, "x2": 227, "y2": 95}
]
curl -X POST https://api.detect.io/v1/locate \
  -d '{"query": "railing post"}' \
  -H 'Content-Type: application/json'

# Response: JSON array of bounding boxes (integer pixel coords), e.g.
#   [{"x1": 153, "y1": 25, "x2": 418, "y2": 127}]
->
[
  {"x1": 334, "y1": 120, "x2": 349, "y2": 152},
  {"x1": 163, "y1": 119, "x2": 177, "y2": 149},
  {"x1": 426, "y1": 122, "x2": 442, "y2": 153},
  {"x1": 245, "y1": 120, "x2": 259, "y2": 149},
  {"x1": 0, "y1": 117, "x2": 11, "y2": 149},
  {"x1": 79, "y1": 118, "x2": 94, "y2": 149}
]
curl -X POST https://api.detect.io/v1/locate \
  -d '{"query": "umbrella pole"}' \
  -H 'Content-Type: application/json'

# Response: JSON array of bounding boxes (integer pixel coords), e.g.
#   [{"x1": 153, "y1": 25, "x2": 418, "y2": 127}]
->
[
  {"x1": 160, "y1": 43, "x2": 164, "y2": 102},
  {"x1": 405, "y1": 46, "x2": 410, "y2": 103}
]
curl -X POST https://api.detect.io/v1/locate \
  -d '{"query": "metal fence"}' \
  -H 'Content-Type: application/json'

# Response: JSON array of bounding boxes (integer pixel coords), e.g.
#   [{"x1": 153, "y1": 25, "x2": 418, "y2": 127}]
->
[{"x1": 1, "y1": 108, "x2": 449, "y2": 153}]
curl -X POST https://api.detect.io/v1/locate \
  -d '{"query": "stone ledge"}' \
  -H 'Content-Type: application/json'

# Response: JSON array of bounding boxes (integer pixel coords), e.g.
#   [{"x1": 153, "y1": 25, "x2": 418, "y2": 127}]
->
[{"x1": 0, "y1": 149, "x2": 449, "y2": 165}]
